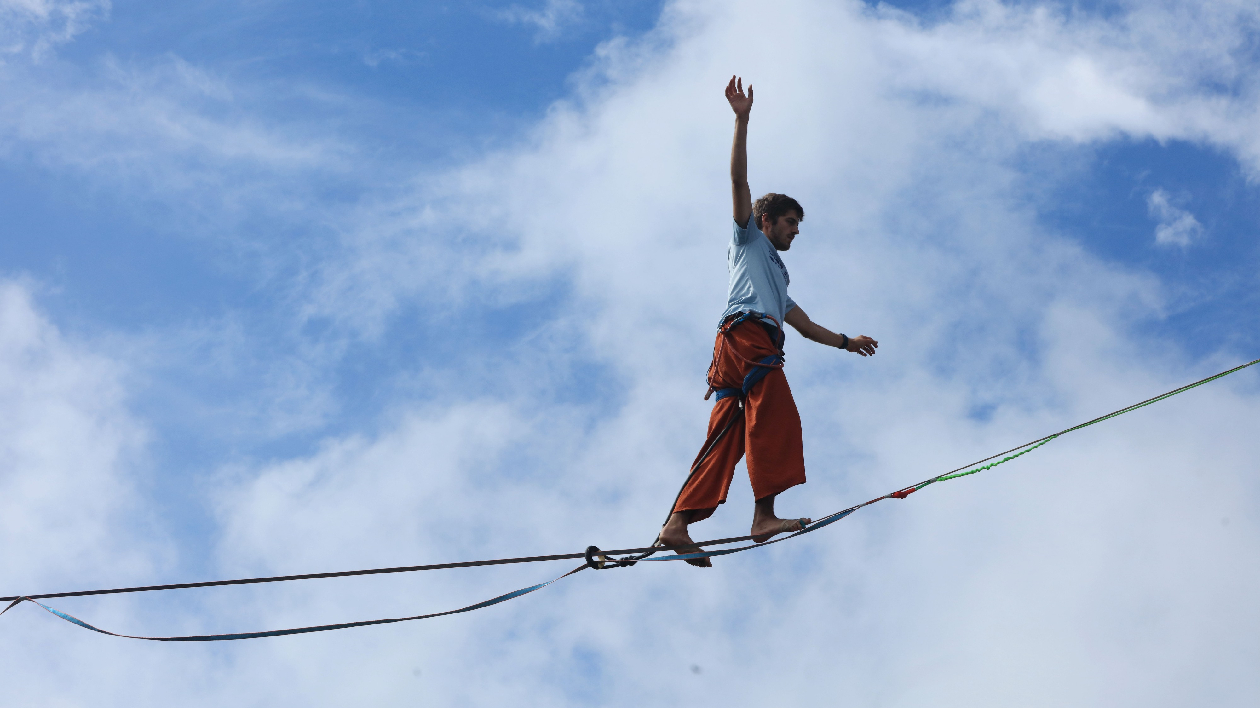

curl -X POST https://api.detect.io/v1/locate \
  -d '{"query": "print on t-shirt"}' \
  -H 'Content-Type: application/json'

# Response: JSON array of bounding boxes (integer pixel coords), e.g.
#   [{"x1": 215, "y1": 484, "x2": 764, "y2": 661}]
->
[{"x1": 767, "y1": 246, "x2": 790, "y2": 287}]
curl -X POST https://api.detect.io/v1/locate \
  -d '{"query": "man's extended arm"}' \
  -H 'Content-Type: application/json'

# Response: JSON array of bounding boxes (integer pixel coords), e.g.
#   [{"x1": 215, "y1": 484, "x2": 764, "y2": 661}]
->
[
  {"x1": 726, "y1": 76, "x2": 753, "y2": 228},
  {"x1": 785, "y1": 305, "x2": 879, "y2": 357}
]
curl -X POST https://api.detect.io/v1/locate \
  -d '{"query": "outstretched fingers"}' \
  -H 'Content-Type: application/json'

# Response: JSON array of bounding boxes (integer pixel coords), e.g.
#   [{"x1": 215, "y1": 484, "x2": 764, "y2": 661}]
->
[{"x1": 726, "y1": 75, "x2": 753, "y2": 116}]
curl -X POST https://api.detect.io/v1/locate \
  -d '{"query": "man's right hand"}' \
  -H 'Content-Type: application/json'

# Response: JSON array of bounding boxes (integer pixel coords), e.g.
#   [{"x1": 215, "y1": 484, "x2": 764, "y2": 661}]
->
[{"x1": 726, "y1": 75, "x2": 753, "y2": 119}]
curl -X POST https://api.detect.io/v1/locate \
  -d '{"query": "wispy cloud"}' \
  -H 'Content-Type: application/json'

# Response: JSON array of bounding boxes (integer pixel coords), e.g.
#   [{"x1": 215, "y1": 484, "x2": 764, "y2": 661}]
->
[
  {"x1": 493, "y1": 0, "x2": 583, "y2": 42},
  {"x1": 0, "y1": 54, "x2": 357, "y2": 221},
  {"x1": 0, "y1": 0, "x2": 109, "y2": 61},
  {"x1": 1147, "y1": 188, "x2": 1204, "y2": 246},
  {"x1": 361, "y1": 47, "x2": 425, "y2": 68}
]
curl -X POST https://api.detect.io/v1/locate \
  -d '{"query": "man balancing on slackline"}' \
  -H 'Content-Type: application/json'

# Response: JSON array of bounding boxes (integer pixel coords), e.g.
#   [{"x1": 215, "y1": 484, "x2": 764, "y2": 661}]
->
[{"x1": 658, "y1": 76, "x2": 878, "y2": 568}]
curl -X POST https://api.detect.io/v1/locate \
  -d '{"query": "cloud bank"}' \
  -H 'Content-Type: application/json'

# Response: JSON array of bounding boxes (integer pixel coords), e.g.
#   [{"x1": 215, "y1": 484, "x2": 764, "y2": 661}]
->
[{"x1": 2, "y1": 1, "x2": 1259, "y2": 706}]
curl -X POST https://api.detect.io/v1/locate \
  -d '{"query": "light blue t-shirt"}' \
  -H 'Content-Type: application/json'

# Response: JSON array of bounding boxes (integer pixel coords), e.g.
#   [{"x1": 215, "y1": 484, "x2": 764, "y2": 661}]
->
[{"x1": 718, "y1": 214, "x2": 797, "y2": 329}]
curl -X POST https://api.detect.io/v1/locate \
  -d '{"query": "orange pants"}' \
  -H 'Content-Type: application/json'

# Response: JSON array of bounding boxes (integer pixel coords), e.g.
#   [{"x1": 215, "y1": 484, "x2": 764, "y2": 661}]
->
[{"x1": 673, "y1": 318, "x2": 806, "y2": 520}]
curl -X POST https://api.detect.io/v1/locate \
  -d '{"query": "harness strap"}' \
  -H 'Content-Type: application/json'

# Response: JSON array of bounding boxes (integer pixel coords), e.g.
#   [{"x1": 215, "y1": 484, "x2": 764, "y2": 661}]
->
[
  {"x1": 712, "y1": 354, "x2": 784, "y2": 400},
  {"x1": 705, "y1": 311, "x2": 785, "y2": 401}
]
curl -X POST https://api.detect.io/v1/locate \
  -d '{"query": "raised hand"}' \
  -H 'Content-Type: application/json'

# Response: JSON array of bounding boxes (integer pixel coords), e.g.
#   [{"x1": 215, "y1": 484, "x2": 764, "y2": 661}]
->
[{"x1": 725, "y1": 75, "x2": 753, "y2": 119}]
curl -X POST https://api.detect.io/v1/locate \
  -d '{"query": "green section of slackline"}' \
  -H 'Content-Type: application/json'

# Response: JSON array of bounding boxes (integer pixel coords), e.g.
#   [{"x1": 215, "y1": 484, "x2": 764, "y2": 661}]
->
[
  {"x1": 903, "y1": 357, "x2": 1260, "y2": 496},
  {"x1": 925, "y1": 435, "x2": 1058, "y2": 488}
]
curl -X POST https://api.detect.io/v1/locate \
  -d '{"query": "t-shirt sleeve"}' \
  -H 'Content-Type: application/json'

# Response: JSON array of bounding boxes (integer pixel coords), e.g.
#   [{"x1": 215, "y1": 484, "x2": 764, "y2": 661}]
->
[
  {"x1": 732, "y1": 214, "x2": 757, "y2": 246},
  {"x1": 786, "y1": 294, "x2": 797, "y2": 313}
]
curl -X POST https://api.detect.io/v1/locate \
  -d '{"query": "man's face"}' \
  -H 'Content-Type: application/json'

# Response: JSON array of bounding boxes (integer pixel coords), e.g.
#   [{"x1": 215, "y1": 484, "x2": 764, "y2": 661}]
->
[{"x1": 762, "y1": 211, "x2": 800, "y2": 251}]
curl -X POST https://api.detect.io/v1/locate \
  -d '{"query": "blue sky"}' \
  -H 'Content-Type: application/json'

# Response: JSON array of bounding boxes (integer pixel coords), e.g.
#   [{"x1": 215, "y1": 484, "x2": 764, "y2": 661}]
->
[
  {"x1": 2, "y1": 0, "x2": 666, "y2": 434},
  {"x1": 2, "y1": 1, "x2": 1259, "y2": 706},
  {"x1": 0, "y1": 0, "x2": 669, "y2": 531}
]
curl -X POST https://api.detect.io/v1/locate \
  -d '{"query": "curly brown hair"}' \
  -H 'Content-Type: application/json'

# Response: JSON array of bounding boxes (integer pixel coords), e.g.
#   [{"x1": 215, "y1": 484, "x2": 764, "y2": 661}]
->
[{"x1": 753, "y1": 193, "x2": 804, "y2": 230}]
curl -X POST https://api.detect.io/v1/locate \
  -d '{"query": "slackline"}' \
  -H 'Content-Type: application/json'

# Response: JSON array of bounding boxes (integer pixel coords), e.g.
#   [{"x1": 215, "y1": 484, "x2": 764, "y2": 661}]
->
[{"x1": 2, "y1": 357, "x2": 1256, "y2": 641}]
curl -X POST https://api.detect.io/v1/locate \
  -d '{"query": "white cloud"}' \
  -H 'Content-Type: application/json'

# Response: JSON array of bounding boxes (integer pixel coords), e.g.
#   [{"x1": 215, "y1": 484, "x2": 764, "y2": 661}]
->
[
  {"x1": 361, "y1": 47, "x2": 425, "y2": 68},
  {"x1": 0, "y1": 280, "x2": 154, "y2": 589},
  {"x1": 0, "y1": 52, "x2": 358, "y2": 232},
  {"x1": 307, "y1": 0, "x2": 1260, "y2": 338},
  {"x1": 1147, "y1": 188, "x2": 1204, "y2": 246},
  {"x1": 494, "y1": 0, "x2": 584, "y2": 42},
  {"x1": 0, "y1": 0, "x2": 109, "y2": 61},
  {"x1": 879, "y1": 0, "x2": 1260, "y2": 164},
  {"x1": 190, "y1": 1, "x2": 1260, "y2": 705},
  {"x1": 0, "y1": 279, "x2": 185, "y2": 707}
]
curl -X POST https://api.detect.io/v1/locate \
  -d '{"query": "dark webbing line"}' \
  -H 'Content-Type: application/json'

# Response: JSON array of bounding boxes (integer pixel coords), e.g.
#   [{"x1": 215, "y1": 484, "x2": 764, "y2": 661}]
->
[
  {"x1": 0, "y1": 554, "x2": 583, "y2": 602},
  {"x1": 3, "y1": 357, "x2": 1255, "y2": 606},
  {"x1": 0, "y1": 532, "x2": 777, "y2": 603},
  {"x1": 0, "y1": 540, "x2": 745, "y2": 603}
]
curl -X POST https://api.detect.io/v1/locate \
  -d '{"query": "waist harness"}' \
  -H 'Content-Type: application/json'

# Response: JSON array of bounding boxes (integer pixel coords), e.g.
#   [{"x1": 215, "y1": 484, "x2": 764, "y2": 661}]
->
[{"x1": 705, "y1": 311, "x2": 785, "y2": 401}]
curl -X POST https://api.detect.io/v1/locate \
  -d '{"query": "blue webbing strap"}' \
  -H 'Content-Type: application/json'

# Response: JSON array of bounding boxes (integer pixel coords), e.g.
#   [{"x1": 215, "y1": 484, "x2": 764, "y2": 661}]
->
[
  {"x1": 1, "y1": 565, "x2": 587, "y2": 642},
  {"x1": 712, "y1": 355, "x2": 785, "y2": 401}
]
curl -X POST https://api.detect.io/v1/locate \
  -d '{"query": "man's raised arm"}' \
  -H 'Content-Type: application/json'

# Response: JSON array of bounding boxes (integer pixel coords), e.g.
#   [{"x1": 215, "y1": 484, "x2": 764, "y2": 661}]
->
[{"x1": 726, "y1": 75, "x2": 753, "y2": 228}]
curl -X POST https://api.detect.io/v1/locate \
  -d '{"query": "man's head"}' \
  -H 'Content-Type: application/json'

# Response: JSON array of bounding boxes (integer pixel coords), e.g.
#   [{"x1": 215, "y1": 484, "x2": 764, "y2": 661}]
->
[{"x1": 754, "y1": 193, "x2": 803, "y2": 251}]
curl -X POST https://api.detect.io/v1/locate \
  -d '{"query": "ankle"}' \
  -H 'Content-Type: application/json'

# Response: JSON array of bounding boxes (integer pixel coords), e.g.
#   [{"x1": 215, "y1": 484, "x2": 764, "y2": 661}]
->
[
  {"x1": 754, "y1": 494, "x2": 777, "y2": 519},
  {"x1": 664, "y1": 511, "x2": 691, "y2": 531}
]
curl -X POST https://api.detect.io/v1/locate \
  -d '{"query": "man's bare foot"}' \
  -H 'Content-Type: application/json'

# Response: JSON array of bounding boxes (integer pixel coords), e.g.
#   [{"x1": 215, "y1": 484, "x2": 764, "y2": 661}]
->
[
  {"x1": 750, "y1": 516, "x2": 811, "y2": 544},
  {"x1": 660, "y1": 512, "x2": 711, "y2": 568}
]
